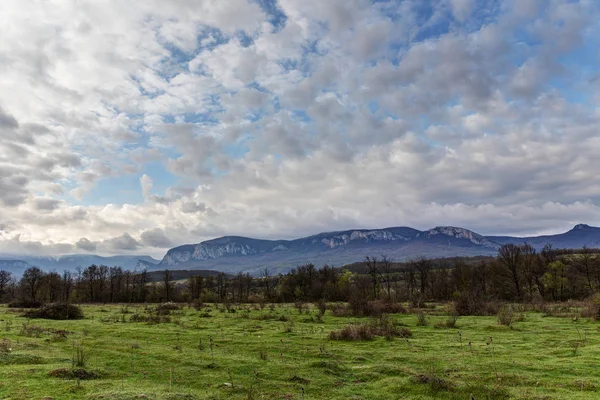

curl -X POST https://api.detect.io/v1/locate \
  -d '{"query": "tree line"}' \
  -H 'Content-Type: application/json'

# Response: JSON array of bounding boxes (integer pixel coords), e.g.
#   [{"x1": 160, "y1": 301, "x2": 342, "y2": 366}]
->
[{"x1": 1, "y1": 244, "x2": 600, "y2": 308}]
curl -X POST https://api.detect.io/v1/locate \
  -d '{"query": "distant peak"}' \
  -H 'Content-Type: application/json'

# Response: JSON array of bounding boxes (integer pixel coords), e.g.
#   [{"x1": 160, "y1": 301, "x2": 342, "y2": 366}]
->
[{"x1": 573, "y1": 224, "x2": 591, "y2": 230}]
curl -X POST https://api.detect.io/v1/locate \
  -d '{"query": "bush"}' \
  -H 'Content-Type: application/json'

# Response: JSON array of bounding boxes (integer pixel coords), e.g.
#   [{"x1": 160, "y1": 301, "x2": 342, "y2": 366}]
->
[
  {"x1": 314, "y1": 300, "x2": 327, "y2": 316},
  {"x1": 436, "y1": 313, "x2": 459, "y2": 329},
  {"x1": 49, "y1": 368, "x2": 102, "y2": 380},
  {"x1": 155, "y1": 302, "x2": 181, "y2": 315},
  {"x1": 329, "y1": 323, "x2": 374, "y2": 341},
  {"x1": 0, "y1": 339, "x2": 11, "y2": 353},
  {"x1": 453, "y1": 291, "x2": 500, "y2": 316},
  {"x1": 191, "y1": 300, "x2": 205, "y2": 311},
  {"x1": 294, "y1": 301, "x2": 306, "y2": 314},
  {"x1": 416, "y1": 311, "x2": 428, "y2": 326},
  {"x1": 581, "y1": 295, "x2": 600, "y2": 319},
  {"x1": 328, "y1": 303, "x2": 351, "y2": 317},
  {"x1": 8, "y1": 300, "x2": 43, "y2": 309},
  {"x1": 346, "y1": 298, "x2": 407, "y2": 317},
  {"x1": 329, "y1": 314, "x2": 412, "y2": 341},
  {"x1": 497, "y1": 305, "x2": 514, "y2": 327},
  {"x1": 24, "y1": 303, "x2": 84, "y2": 320}
]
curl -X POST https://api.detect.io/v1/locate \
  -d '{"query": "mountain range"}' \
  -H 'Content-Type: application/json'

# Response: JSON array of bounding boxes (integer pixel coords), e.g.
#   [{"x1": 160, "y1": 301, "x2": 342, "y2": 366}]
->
[
  {"x1": 157, "y1": 224, "x2": 600, "y2": 275},
  {"x1": 2, "y1": 224, "x2": 600, "y2": 276}
]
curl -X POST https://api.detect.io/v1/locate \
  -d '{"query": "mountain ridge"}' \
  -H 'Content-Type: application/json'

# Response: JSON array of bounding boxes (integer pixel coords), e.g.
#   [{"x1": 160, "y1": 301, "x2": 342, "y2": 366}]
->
[
  {"x1": 3, "y1": 224, "x2": 600, "y2": 276},
  {"x1": 157, "y1": 224, "x2": 600, "y2": 275}
]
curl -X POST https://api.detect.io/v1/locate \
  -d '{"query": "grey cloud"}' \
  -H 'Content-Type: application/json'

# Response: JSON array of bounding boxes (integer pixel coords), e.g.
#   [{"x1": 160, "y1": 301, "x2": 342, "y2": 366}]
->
[
  {"x1": 181, "y1": 201, "x2": 207, "y2": 214},
  {"x1": 104, "y1": 233, "x2": 141, "y2": 251},
  {"x1": 76, "y1": 237, "x2": 97, "y2": 252},
  {"x1": 0, "y1": 171, "x2": 29, "y2": 207},
  {"x1": 33, "y1": 198, "x2": 61, "y2": 211},
  {"x1": 0, "y1": 106, "x2": 18, "y2": 129},
  {"x1": 140, "y1": 228, "x2": 173, "y2": 248}
]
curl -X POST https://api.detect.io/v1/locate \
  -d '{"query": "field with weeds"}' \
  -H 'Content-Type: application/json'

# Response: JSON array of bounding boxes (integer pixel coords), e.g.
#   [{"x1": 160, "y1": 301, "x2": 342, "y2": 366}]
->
[{"x1": 1, "y1": 302, "x2": 599, "y2": 399}]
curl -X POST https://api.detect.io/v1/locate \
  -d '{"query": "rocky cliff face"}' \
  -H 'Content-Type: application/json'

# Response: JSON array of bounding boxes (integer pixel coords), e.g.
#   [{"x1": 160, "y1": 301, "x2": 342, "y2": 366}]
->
[
  {"x1": 316, "y1": 229, "x2": 414, "y2": 248},
  {"x1": 161, "y1": 241, "x2": 263, "y2": 266},
  {"x1": 423, "y1": 226, "x2": 500, "y2": 248},
  {"x1": 158, "y1": 226, "x2": 494, "y2": 267}
]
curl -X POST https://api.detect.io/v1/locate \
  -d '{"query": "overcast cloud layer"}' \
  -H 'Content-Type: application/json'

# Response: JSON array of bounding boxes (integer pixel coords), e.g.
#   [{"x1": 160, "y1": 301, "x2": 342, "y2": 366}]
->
[{"x1": 1, "y1": 0, "x2": 599, "y2": 257}]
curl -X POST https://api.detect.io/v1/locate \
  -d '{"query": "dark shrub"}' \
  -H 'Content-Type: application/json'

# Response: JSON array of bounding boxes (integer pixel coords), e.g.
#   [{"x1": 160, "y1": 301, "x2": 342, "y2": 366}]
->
[
  {"x1": 24, "y1": 303, "x2": 84, "y2": 320},
  {"x1": 314, "y1": 300, "x2": 327, "y2": 315},
  {"x1": 411, "y1": 373, "x2": 454, "y2": 392},
  {"x1": 581, "y1": 295, "x2": 600, "y2": 319},
  {"x1": 347, "y1": 298, "x2": 407, "y2": 317},
  {"x1": 329, "y1": 314, "x2": 411, "y2": 341},
  {"x1": 191, "y1": 300, "x2": 205, "y2": 311},
  {"x1": 329, "y1": 323, "x2": 374, "y2": 341},
  {"x1": 155, "y1": 302, "x2": 181, "y2": 315},
  {"x1": 497, "y1": 305, "x2": 514, "y2": 327},
  {"x1": 328, "y1": 303, "x2": 351, "y2": 317},
  {"x1": 453, "y1": 291, "x2": 500, "y2": 316},
  {"x1": 8, "y1": 300, "x2": 43, "y2": 308},
  {"x1": 416, "y1": 311, "x2": 428, "y2": 326},
  {"x1": 49, "y1": 368, "x2": 102, "y2": 380}
]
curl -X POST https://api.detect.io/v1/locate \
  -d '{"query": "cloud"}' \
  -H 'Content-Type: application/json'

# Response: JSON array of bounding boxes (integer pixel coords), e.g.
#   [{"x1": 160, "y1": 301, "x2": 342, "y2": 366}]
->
[
  {"x1": 450, "y1": 0, "x2": 476, "y2": 22},
  {"x1": 32, "y1": 197, "x2": 61, "y2": 212},
  {"x1": 0, "y1": 106, "x2": 18, "y2": 129},
  {"x1": 140, "y1": 174, "x2": 153, "y2": 199},
  {"x1": 76, "y1": 238, "x2": 97, "y2": 252},
  {"x1": 140, "y1": 228, "x2": 173, "y2": 248},
  {"x1": 104, "y1": 233, "x2": 141, "y2": 251},
  {"x1": 0, "y1": 0, "x2": 598, "y2": 257}
]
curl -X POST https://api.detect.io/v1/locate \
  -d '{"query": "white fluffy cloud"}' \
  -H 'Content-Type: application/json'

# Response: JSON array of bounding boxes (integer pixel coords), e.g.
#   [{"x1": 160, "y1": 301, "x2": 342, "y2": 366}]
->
[{"x1": 0, "y1": 0, "x2": 599, "y2": 257}]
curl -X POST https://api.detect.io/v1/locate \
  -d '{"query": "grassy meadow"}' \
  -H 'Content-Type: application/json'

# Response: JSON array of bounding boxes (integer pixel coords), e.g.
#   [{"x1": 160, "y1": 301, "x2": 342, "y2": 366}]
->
[{"x1": 1, "y1": 302, "x2": 599, "y2": 399}]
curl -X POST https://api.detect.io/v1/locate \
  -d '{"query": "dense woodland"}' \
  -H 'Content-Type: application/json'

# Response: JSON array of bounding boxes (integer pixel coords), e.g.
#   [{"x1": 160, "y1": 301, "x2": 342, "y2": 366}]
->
[{"x1": 2, "y1": 244, "x2": 600, "y2": 313}]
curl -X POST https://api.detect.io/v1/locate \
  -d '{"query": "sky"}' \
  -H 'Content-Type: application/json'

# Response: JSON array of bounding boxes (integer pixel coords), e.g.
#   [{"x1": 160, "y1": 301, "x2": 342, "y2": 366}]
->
[{"x1": 0, "y1": 0, "x2": 599, "y2": 258}]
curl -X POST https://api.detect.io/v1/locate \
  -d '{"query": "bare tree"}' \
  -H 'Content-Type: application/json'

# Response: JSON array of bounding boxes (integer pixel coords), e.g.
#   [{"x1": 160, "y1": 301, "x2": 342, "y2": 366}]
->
[
  {"x1": 0, "y1": 270, "x2": 11, "y2": 299},
  {"x1": 498, "y1": 244, "x2": 523, "y2": 299},
  {"x1": 378, "y1": 255, "x2": 394, "y2": 301},
  {"x1": 21, "y1": 267, "x2": 44, "y2": 303},
  {"x1": 162, "y1": 269, "x2": 173, "y2": 302}
]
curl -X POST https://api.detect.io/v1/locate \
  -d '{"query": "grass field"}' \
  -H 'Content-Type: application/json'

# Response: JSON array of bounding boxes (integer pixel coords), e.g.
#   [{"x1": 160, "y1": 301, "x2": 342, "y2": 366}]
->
[{"x1": 1, "y1": 303, "x2": 599, "y2": 399}]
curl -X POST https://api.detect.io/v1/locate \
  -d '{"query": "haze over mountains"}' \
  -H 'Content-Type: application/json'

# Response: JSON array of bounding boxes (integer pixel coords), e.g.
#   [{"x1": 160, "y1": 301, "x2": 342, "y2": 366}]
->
[
  {"x1": 0, "y1": 255, "x2": 159, "y2": 276},
  {"x1": 2, "y1": 224, "x2": 600, "y2": 277}
]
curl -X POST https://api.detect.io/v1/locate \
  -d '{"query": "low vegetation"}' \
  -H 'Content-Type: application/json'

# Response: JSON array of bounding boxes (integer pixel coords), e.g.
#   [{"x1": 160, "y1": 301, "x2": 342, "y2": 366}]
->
[
  {"x1": 23, "y1": 302, "x2": 84, "y2": 320},
  {"x1": 1, "y1": 246, "x2": 600, "y2": 398},
  {"x1": 0, "y1": 302, "x2": 599, "y2": 399}
]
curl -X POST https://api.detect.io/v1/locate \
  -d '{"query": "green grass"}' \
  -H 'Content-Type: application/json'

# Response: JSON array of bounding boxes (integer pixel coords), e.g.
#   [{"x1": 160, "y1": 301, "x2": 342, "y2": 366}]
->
[{"x1": 0, "y1": 303, "x2": 599, "y2": 399}]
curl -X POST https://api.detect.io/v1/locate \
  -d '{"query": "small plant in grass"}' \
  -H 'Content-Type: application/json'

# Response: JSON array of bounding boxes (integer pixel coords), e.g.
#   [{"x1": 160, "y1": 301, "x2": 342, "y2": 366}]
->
[
  {"x1": 209, "y1": 336, "x2": 215, "y2": 365},
  {"x1": 173, "y1": 333, "x2": 182, "y2": 352},
  {"x1": 259, "y1": 348, "x2": 268, "y2": 360},
  {"x1": 20, "y1": 322, "x2": 45, "y2": 337},
  {"x1": 416, "y1": 311, "x2": 428, "y2": 326},
  {"x1": 283, "y1": 321, "x2": 295, "y2": 333},
  {"x1": 72, "y1": 346, "x2": 86, "y2": 368},
  {"x1": 411, "y1": 373, "x2": 454, "y2": 392},
  {"x1": 0, "y1": 338, "x2": 11, "y2": 353}
]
